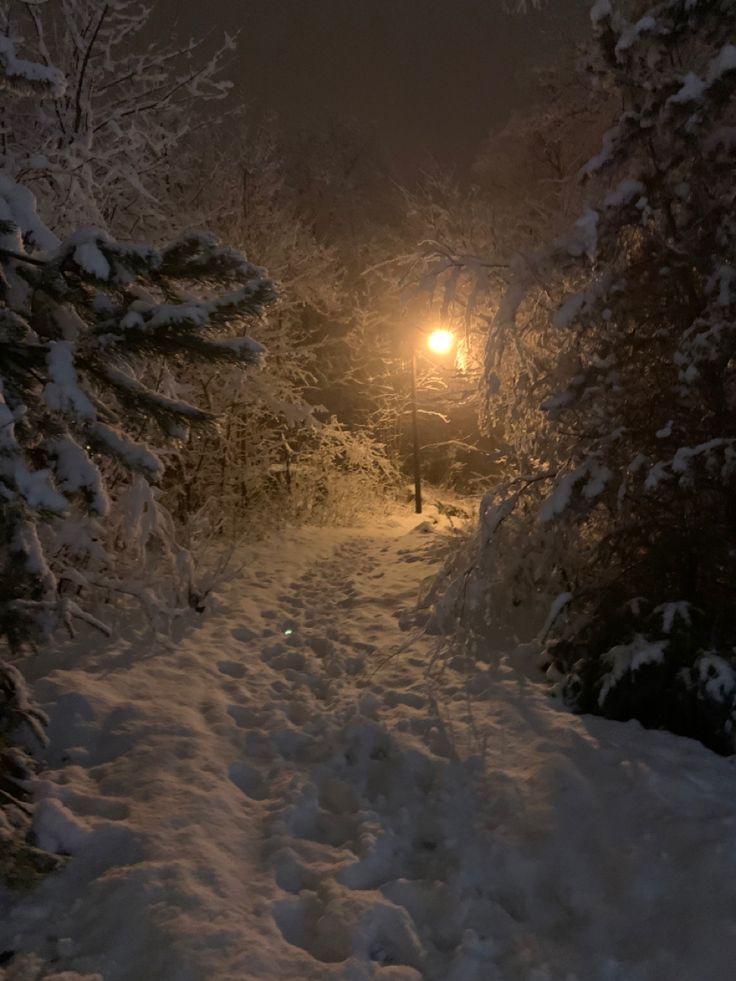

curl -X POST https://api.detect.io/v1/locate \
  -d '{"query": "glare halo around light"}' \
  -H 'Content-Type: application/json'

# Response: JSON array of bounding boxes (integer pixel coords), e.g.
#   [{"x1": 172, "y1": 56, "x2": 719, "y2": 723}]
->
[{"x1": 427, "y1": 329, "x2": 454, "y2": 355}]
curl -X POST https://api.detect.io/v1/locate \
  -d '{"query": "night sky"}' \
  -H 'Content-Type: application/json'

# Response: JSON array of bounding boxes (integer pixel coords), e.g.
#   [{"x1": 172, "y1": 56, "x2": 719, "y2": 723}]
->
[{"x1": 162, "y1": 0, "x2": 589, "y2": 175}]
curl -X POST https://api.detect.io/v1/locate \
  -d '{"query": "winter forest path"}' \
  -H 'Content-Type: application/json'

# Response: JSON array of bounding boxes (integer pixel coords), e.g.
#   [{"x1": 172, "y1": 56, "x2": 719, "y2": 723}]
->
[{"x1": 3, "y1": 511, "x2": 736, "y2": 981}]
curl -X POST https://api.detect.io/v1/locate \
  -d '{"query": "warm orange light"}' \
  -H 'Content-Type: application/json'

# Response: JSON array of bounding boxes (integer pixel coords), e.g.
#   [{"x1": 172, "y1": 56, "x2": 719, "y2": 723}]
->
[{"x1": 427, "y1": 329, "x2": 455, "y2": 355}]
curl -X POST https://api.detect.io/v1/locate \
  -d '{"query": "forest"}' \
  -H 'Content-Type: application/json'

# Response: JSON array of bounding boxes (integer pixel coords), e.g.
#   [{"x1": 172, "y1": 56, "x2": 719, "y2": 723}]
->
[{"x1": 0, "y1": 0, "x2": 735, "y2": 979}]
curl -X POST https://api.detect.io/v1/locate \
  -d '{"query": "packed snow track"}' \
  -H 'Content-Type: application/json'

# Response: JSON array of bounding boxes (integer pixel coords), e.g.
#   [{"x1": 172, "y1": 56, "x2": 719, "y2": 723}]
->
[{"x1": 2, "y1": 511, "x2": 736, "y2": 981}]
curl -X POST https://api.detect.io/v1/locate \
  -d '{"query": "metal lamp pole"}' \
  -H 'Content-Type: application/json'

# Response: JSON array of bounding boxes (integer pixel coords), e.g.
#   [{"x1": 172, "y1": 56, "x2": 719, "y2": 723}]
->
[
  {"x1": 410, "y1": 347, "x2": 422, "y2": 514},
  {"x1": 408, "y1": 328, "x2": 453, "y2": 515}
]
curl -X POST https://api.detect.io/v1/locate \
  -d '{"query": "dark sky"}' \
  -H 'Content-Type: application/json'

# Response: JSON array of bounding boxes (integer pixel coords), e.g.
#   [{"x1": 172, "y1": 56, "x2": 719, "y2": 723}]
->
[{"x1": 163, "y1": 0, "x2": 589, "y2": 175}]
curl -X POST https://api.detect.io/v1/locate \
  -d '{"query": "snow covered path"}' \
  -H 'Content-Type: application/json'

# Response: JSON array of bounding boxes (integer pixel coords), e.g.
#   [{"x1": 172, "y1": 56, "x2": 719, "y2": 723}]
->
[{"x1": 3, "y1": 511, "x2": 736, "y2": 981}]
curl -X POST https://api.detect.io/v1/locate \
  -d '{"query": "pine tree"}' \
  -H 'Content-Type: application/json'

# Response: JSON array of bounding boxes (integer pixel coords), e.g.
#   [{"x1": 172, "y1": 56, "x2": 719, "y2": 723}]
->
[
  {"x1": 0, "y1": 32, "x2": 66, "y2": 867},
  {"x1": 1, "y1": 207, "x2": 274, "y2": 640}
]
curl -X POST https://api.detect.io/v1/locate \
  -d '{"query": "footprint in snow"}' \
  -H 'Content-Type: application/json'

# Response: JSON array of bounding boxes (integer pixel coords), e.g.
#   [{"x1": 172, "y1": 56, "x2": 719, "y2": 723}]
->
[
  {"x1": 318, "y1": 776, "x2": 360, "y2": 815},
  {"x1": 306, "y1": 635, "x2": 334, "y2": 658},
  {"x1": 279, "y1": 593, "x2": 305, "y2": 610},
  {"x1": 272, "y1": 847, "x2": 322, "y2": 893},
  {"x1": 227, "y1": 703, "x2": 267, "y2": 728},
  {"x1": 284, "y1": 701, "x2": 312, "y2": 726},
  {"x1": 261, "y1": 644, "x2": 307, "y2": 673},
  {"x1": 272, "y1": 891, "x2": 425, "y2": 971},
  {"x1": 217, "y1": 660, "x2": 247, "y2": 679},
  {"x1": 384, "y1": 690, "x2": 426, "y2": 711},
  {"x1": 272, "y1": 893, "x2": 351, "y2": 963},
  {"x1": 228, "y1": 761, "x2": 269, "y2": 801},
  {"x1": 288, "y1": 794, "x2": 361, "y2": 851},
  {"x1": 231, "y1": 625, "x2": 258, "y2": 642}
]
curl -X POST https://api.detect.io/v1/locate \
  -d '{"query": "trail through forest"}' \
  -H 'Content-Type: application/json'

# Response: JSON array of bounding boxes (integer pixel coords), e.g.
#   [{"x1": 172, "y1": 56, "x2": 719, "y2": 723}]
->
[{"x1": 2, "y1": 509, "x2": 736, "y2": 981}]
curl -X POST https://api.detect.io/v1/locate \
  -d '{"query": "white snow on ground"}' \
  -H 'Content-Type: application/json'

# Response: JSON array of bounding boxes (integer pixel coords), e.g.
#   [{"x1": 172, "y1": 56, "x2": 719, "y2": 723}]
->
[{"x1": 3, "y1": 508, "x2": 736, "y2": 980}]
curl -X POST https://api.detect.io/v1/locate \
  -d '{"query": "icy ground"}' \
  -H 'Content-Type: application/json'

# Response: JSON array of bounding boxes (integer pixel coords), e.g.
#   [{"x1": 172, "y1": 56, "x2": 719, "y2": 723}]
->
[{"x1": 3, "y1": 509, "x2": 736, "y2": 981}]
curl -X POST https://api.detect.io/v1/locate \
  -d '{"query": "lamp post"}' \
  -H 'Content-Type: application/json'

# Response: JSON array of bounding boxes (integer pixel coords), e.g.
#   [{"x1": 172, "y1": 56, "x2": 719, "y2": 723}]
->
[{"x1": 410, "y1": 328, "x2": 455, "y2": 515}]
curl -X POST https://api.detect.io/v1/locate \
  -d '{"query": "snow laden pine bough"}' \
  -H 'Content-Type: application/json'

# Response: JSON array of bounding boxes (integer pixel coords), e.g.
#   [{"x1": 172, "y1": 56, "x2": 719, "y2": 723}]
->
[{"x1": 0, "y1": 175, "x2": 274, "y2": 865}]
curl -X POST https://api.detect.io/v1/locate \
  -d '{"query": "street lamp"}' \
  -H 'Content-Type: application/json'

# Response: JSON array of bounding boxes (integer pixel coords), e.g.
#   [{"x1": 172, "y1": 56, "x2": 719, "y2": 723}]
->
[
  {"x1": 410, "y1": 327, "x2": 456, "y2": 514},
  {"x1": 427, "y1": 329, "x2": 455, "y2": 356}
]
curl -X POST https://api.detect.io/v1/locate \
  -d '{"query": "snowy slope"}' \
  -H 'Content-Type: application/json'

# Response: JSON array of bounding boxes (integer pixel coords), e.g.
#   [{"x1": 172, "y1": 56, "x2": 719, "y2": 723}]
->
[{"x1": 2, "y1": 510, "x2": 736, "y2": 981}]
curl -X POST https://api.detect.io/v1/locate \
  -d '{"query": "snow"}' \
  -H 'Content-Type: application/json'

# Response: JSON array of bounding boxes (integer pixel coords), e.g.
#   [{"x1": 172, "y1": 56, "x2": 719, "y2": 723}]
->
[
  {"x1": 590, "y1": 0, "x2": 611, "y2": 25},
  {"x1": 0, "y1": 176, "x2": 60, "y2": 254},
  {"x1": 644, "y1": 460, "x2": 669, "y2": 490},
  {"x1": 582, "y1": 461, "x2": 611, "y2": 499},
  {"x1": 645, "y1": 439, "x2": 733, "y2": 488},
  {"x1": 480, "y1": 489, "x2": 523, "y2": 537},
  {"x1": 582, "y1": 125, "x2": 619, "y2": 176},
  {"x1": 552, "y1": 291, "x2": 586, "y2": 329},
  {"x1": 89, "y1": 423, "x2": 164, "y2": 480},
  {"x1": 73, "y1": 243, "x2": 110, "y2": 282},
  {"x1": 32, "y1": 798, "x2": 92, "y2": 855},
  {"x1": 0, "y1": 35, "x2": 65, "y2": 96},
  {"x1": 208, "y1": 335, "x2": 266, "y2": 358},
  {"x1": 669, "y1": 47, "x2": 736, "y2": 107},
  {"x1": 114, "y1": 299, "x2": 265, "y2": 364},
  {"x1": 48, "y1": 438, "x2": 109, "y2": 516},
  {"x1": 672, "y1": 438, "x2": 728, "y2": 474},
  {"x1": 615, "y1": 16, "x2": 656, "y2": 57},
  {"x1": 711, "y1": 264, "x2": 735, "y2": 307},
  {"x1": 538, "y1": 466, "x2": 591, "y2": 523},
  {"x1": 603, "y1": 179, "x2": 645, "y2": 209},
  {"x1": 655, "y1": 601, "x2": 691, "y2": 634},
  {"x1": 11, "y1": 522, "x2": 51, "y2": 586},
  {"x1": 598, "y1": 636, "x2": 668, "y2": 705},
  {"x1": 569, "y1": 209, "x2": 599, "y2": 261},
  {"x1": 4, "y1": 511, "x2": 736, "y2": 979},
  {"x1": 147, "y1": 303, "x2": 208, "y2": 328},
  {"x1": 539, "y1": 592, "x2": 573, "y2": 639},
  {"x1": 669, "y1": 72, "x2": 706, "y2": 105},
  {"x1": 101, "y1": 366, "x2": 209, "y2": 422},
  {"x1": 13, "y1": 464, "x2": 67, "y2": 514},
  {"x1": 42, "y1": 343, "x2": 97, "y2": 421},
  {"x1": 697, "y1": 655, "x2": 736, "y2": 704},
  {"x1": 706, "y1": 44, "x2": 736, "y2": 86}
]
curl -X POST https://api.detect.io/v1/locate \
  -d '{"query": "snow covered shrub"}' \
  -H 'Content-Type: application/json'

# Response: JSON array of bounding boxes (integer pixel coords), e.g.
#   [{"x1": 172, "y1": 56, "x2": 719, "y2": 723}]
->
[
  {"x1": 272, "y1": 419, "x2": 399, "y2": 526},
  {"x1": 163, "y1": 375, "x2": 398, "y2": 539},
  {"x1": 157, "y1": 125, "x2": 401, "y2": 537},
  {"x1": 458, "y1": 0, "x2": 736, "y2": 752}
]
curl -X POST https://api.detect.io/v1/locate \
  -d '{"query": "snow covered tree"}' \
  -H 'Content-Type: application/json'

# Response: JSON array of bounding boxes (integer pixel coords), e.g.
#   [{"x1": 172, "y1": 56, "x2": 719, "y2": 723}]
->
[
  {"x1": 0, "y1": 51, "x2": 273, "y2": 859},
  {"x1": 0, "y1": 0, "x2": 234, "y2": 237},
  {"x1": 0, "y1": 188, "x2": 272, "y2": 866},
  {"x1": 0, "y1": 30, "x2": 275, "y2": 869},
  {"x1": 0, "y1": 27, "x2": 67, "y2": 882},
  {"x1": 449, "y1": 0, "x2": 736, "y2": 753}
]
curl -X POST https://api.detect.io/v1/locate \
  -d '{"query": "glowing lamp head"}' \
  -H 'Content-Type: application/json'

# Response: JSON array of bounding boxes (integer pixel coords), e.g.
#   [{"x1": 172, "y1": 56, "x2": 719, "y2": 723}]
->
[{"x1": 427, "y1": 329, "x2": 455, "y2": 356}]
